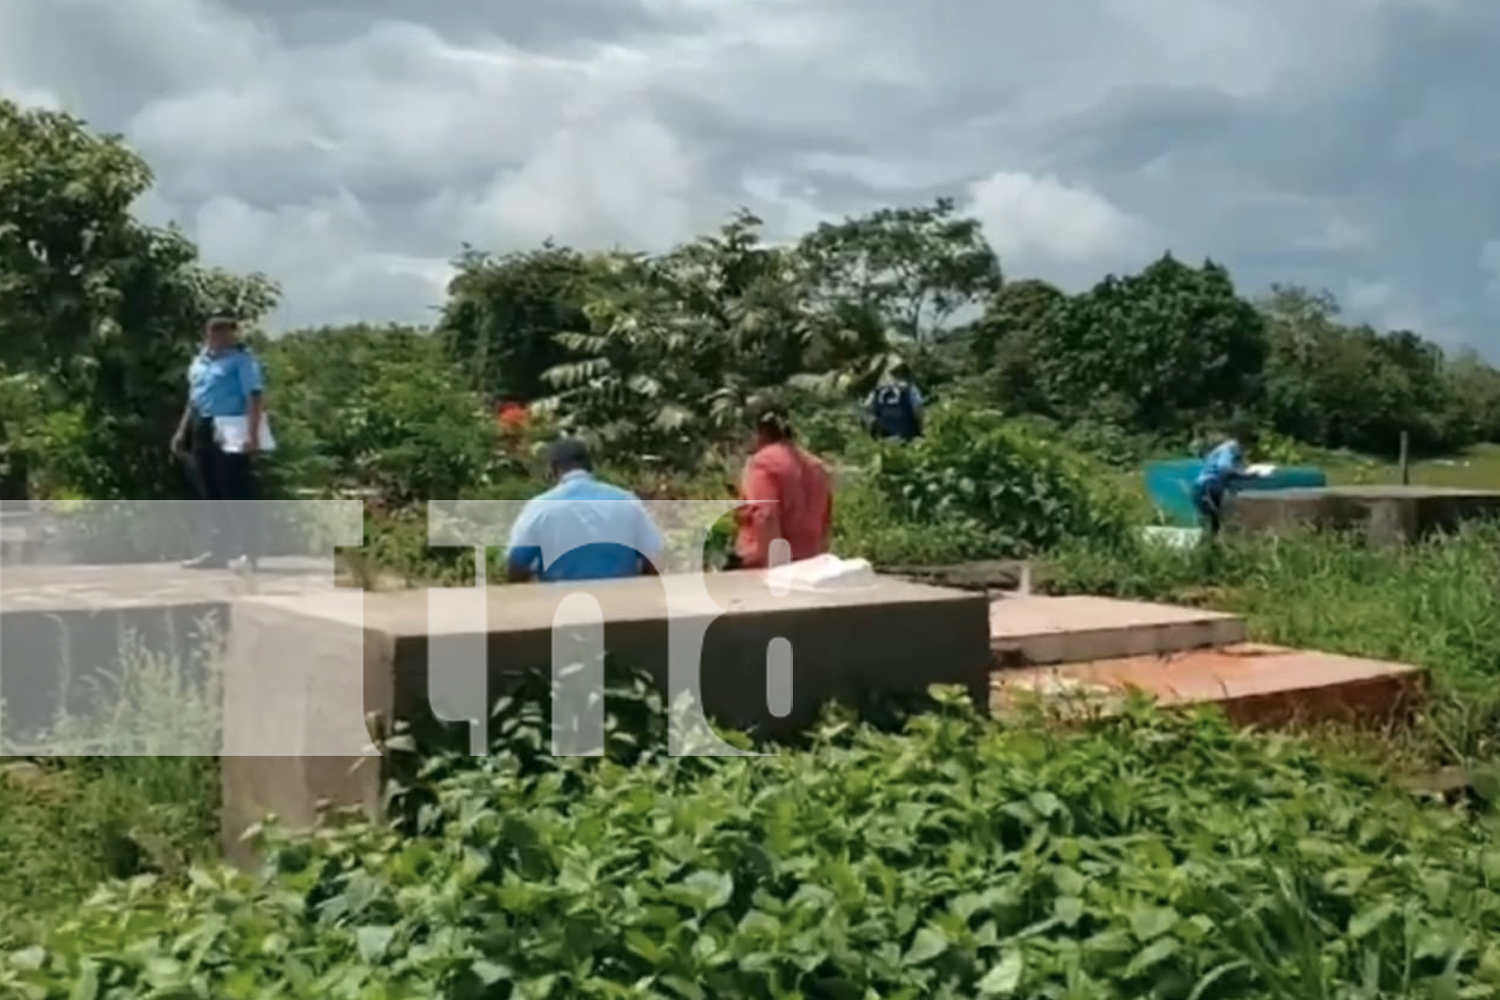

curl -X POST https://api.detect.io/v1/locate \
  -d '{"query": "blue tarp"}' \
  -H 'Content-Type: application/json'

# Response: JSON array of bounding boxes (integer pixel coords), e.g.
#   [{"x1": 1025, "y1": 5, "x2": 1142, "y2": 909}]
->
[{"x1": 1143, "y1": 459, "x2": 1328, "y2": 526}]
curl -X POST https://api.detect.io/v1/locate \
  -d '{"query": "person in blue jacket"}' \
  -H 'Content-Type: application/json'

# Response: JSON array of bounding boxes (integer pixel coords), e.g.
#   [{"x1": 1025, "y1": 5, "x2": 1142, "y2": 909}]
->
[
  {"x1": 1193, "y1": 424, "x2": 1258, "y2": 537},
  {"x1": 864, "y1": 363, "x2": 924, "y2": 442}
]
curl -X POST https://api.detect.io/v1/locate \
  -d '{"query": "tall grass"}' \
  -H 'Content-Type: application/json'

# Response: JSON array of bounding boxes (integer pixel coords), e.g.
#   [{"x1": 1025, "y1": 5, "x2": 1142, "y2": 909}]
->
[{"x1": 0, "y1": 624, "x2": 224, "y2": 927}]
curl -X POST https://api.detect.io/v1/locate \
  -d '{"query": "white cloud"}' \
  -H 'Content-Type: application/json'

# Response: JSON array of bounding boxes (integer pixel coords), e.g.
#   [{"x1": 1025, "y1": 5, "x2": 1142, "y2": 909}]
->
[
  {"x1": 1345, "y1": 279, "x2": 1396, "y2": 314},
  {"x1": 429, "y1": 115, "x2": 703, "y2": 252},
  {"x1": 964, "y1": 172, "x2": 1142, "y2": 265},
  {"x1": 128, "y1": 23, "x2": 597, "y2": 189},
  {"x1": 189, "y1": 191, "x2": 451, "y2": 328},
  {"x1": 739, "y1": 173, "x2": 831, "y2": 242},
  {"x1": 1302, "y1": 217, "x2": 1377, "y2": 253},
  {"x1": 1342, "y1": 278, "x2": 1464, "y2": 345},
  {"x1": 1, "y1": 0, "x2": 1498, "y2": 350},
  {"x1": 0, "y1": 83, "x2": 62, "y2": 111}
]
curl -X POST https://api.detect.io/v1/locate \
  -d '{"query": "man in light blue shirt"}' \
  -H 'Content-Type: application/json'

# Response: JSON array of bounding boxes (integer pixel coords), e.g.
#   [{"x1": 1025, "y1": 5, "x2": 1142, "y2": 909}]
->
[
  {"x1": 171, "y1": 317, "x2": 266, "y2": 570},
  {"x1": 505, "y1": 438, "x2": 665, "y2": 583},
  {"x1": 1192, "y1": 425, "x2": 1257, "y2": 536}
]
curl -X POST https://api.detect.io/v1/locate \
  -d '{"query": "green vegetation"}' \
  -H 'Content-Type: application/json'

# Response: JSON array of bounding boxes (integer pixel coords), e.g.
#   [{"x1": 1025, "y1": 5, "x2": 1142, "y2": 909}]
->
[
  {"x1": 4, "y1": 99, "x2": 1500, "y2": 997},
  {"x1": 8, "y1": 683, "x2": 1500, "y2": 998},
  {"x1": 8, "y1": 526, "x2": 1500, "y2": 999}
]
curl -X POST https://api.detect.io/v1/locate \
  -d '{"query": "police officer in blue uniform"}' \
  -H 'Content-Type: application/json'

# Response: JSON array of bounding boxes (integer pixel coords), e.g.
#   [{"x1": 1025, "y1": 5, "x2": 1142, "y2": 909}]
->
[
  {"x1": 171, "y1": 317, "x2": 265, "y2": 569},
  {"x1": 864, "y1": 363, "x2": 924, "y2": 442},
  {"x1": 1192, "y1": 422, "x2": 1259, "y2": 538}
]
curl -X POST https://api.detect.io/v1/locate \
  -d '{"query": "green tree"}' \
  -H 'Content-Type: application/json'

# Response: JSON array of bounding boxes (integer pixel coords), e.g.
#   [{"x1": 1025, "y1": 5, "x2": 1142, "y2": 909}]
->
[
  {"x1": 438, "y1": 244, "x2": 618, "y2": 404},
  {"x1": 539, "y1": 214, "x2": 821, "y2": 467},
  {"x1": 970, "y1": 278, "x2": 1067, "y2": 365},
  {"x1": 1029, "y1": 254, "x2": 1266, "y2": 434},
  {"x1": 970, "y1": 278, "x2": 1069, "y2": 414},
  {"x1": 797, "y1": 197, "x2": 1002, "y2": 348},
  {"x1": 1443, "y1": 349, "x2": 1500, "y2": 444},
  {"x1": 1258, "y1": 285, "x2": 1475, "y2": 455}
]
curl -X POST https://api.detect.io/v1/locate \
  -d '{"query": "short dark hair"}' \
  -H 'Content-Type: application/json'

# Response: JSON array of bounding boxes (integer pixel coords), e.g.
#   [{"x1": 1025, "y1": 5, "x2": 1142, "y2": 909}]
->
[{"x1": 547, "y1": 436, "x2": 592, "y2": 471}]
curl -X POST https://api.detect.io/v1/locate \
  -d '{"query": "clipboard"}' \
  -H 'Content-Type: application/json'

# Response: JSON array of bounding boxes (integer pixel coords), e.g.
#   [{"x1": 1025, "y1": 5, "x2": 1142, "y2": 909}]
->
[{"x1": 212, "y1": 413, "x2": 277, "y2": 454}]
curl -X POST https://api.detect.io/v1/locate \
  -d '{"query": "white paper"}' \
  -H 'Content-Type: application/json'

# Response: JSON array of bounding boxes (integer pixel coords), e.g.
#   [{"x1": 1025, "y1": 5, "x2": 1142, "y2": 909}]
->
[
  {"x1": 765, "y1": 553, "x2": 876, "y2": 591},
  {"x1": 1244, "y1": 463, "x2": 1277, "y2": 477},
  {"x1": 212, "y1": 413, "x2": 277, "y2": 454}
]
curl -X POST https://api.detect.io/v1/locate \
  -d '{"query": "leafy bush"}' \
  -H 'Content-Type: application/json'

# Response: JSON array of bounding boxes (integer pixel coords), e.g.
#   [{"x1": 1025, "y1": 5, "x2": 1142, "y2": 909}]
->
[
  {"x1": 789, "y1": 393, "x2": 870, "y2": 460},
  {"x1": 869, "y1": 405, "x2": 1131, "y2": 558},
  {"x1": 833, "y1": 477, "x2": 1005, "y2": 565},
  {"x1": 8, "y1": 679, "x2": 1500, "y2": 999},
  {"x1": 264, "y1": 326, "x2": 499, "y2": 503}
]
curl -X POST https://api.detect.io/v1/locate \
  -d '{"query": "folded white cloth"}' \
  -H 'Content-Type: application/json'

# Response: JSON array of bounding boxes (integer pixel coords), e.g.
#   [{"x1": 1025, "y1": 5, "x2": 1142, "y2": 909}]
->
[
  {"x1": 765, "y1": 553, "x2": 877, "y2": 591},
  {"x1": 1244, "y1": 463, "x2": 1276, "y2": 477}
]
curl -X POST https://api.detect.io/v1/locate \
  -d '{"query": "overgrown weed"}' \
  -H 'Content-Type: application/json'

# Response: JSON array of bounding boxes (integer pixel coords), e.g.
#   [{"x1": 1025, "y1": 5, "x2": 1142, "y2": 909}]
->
[{"x1": 0, "y1": 623, "x2": 224, "y2": 926}]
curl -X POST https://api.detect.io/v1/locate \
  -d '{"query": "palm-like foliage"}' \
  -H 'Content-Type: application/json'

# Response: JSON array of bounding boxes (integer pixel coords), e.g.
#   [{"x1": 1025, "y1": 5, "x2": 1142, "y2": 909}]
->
[{"x1": 536, "y1": 213, "x2": 905, "y2": 467}]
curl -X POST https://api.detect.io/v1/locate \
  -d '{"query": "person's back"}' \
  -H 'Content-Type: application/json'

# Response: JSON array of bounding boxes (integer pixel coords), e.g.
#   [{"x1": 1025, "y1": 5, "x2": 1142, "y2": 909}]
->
[
  {"x1": 738, "y1": 440, "x2": 832, "y2": 565},
  {"x1": 867, "y1": 375, "x2": 923, "y2": 441},
  {"x1": 507, "y1": 459, "x2": 663, "y2": 583},
  {"x1": 1196, "y1": 438, "x2": 1244, "y2": 489}
]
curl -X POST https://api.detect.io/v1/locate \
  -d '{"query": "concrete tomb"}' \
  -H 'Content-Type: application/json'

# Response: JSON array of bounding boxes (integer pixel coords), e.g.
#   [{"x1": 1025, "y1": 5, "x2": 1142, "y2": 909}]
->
[
  {"x1": 1230, "y1": 485, "x2": 1500, "y2": 545},
  {"x1": 219, "y1": 570, "x2": 992, "y2": 866},
  {"x1": 0, "y1": 558, "x2": 334, "y2": 751},
  {"x1": 990, "y1": 594, "x2": 1246, "y2": 666}
]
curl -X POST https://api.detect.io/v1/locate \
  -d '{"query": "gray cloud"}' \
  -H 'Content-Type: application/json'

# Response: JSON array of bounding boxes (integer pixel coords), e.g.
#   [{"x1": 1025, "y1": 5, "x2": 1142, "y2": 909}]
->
[
  {"x1": 1, "y1": 0, "x2": 1496, "y2": 352},
  {"x1": 221, "y1": 0, "x2": 671, "y2": 51}
]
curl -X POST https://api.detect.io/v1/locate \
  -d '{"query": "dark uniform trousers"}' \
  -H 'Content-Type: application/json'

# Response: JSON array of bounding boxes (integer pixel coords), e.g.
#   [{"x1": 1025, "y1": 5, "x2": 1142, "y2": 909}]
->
[
  {"x1": 1192, "y1": 479, "x2": 1227, "y2": 537},
  {"x1": 186, "y1": 414, "x2": 259, "y2": 561}
]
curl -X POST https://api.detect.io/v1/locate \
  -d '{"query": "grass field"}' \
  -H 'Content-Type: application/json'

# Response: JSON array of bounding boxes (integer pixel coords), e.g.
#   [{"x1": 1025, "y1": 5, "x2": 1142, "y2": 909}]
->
[{"x1": 1323, "y1": 442, "x2": 1500, "y2": 489}]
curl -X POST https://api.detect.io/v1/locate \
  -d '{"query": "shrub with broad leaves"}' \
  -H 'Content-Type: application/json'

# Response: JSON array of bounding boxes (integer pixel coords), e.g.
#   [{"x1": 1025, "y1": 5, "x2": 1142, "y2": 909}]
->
[
  {"x1": 6, "y1": 673, "x2": 1500, "y2": 999},
  {"x1": 870, "y1": 405, "x2": 1131, "y2": 558}
]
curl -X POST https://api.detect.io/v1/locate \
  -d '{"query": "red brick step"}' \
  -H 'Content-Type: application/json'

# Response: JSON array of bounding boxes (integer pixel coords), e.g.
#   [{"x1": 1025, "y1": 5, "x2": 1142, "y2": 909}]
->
[{"x1": 991, "y1": 642, "x2": 1424, "y2": 728}]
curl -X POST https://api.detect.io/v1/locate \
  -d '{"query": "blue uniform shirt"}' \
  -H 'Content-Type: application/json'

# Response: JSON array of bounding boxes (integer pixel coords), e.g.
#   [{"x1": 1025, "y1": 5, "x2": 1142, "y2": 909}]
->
[
  {"x1": 505, "y1": 471, "x2": 665, "y2": 583},
  {"x1": 188, "y1": 346, "x2": 264, "y2": 418},
  {"x1": 1195, "y1": 439, "x2": 1245, "y2": 489}
]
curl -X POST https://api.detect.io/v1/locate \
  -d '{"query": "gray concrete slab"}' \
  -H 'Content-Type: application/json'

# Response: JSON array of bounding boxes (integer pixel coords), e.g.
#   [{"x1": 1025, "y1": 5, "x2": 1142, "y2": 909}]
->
[
  {"x1": 0, "y1": 559, "x2": 339, "y2": 750},
  {"x1": 990, "y1": 595, "x2": 1247, "y2": 665},
  {"x1": 1230, "y1": 486, "x2": 1500, "y2": 544}
]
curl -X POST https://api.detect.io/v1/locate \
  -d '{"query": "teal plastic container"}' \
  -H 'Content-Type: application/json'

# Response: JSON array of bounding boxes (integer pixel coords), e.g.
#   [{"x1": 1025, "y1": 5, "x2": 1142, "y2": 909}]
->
[{"x1": 1143, "y1": 459, "x2": 1328, "y2": 527}]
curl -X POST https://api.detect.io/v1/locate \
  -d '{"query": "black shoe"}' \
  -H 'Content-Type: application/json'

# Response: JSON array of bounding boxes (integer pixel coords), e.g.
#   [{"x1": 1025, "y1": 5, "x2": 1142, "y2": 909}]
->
[{"x1": 182, "y1": 552, "x2": 228, "y2": 570}]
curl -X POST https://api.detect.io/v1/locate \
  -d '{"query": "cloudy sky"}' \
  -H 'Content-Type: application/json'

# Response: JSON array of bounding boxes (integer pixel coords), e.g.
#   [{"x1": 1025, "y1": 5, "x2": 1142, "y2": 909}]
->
[{"x1": 3, "y1": 0, "x2": 1498, "y2": 354}]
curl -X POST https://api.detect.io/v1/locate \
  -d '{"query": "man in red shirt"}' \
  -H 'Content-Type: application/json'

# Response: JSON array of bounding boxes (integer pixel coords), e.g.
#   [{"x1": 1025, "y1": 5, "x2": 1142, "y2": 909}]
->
[{"x1": 731, "y1": 396, "x2": 833, "y2": 570}]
